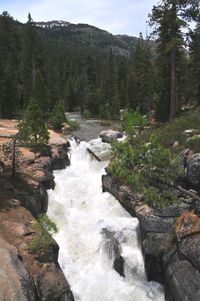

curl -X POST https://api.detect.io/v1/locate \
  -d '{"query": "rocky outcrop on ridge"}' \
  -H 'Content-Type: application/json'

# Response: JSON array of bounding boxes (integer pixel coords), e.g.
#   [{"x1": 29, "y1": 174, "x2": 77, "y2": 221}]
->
[{"x1": 102, "y1": 173, "x2": 200, "y2": 301}]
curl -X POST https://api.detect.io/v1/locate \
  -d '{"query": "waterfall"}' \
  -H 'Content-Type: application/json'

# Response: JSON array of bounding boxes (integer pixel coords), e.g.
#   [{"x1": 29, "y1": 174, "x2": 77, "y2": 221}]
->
[{"x1": 47, "y1": 138, "x2": 165, "y2": 301}]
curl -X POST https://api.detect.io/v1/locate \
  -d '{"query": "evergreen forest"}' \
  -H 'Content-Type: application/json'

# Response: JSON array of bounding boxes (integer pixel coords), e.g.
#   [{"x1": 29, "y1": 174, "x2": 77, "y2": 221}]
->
[{"x1": 0, "y1": 0, "x2": 200, "y2": 122}]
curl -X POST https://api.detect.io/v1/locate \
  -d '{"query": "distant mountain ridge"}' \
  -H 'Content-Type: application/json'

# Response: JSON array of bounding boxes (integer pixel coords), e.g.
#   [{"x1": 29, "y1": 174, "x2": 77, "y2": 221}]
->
[
  {"x1": 34, "y1": 20, "x2": 71, "y2": 29},
  {"x1": 33, "y1": 20, "x2": 149, "y2": 58}
]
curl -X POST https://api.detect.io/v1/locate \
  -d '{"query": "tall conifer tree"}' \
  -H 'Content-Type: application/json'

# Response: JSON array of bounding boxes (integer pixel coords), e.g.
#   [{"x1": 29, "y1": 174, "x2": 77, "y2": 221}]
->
[
  {"x1": 101, "y1": 48, "x2": 118, "y2": 117},
  {"x1": 0, "y1": 12, "x2": 21, "y2": 116},
  {"x1": 128, "y1": 33, "x2": 154, "y2": 114},
  {"x1": 150, "y1": 0, "x2": 199, "y2": 121},
  {"x1": 190, "y1": 19, "x2": 200, "y2": 104}
]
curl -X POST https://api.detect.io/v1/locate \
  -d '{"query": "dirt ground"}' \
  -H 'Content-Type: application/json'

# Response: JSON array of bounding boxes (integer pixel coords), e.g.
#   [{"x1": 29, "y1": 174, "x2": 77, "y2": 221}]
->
[
  {"x1": 0, "y1": 118, "x2": 68, "y2": 208},
  {"x1": 0, "y1": 119, "x2": 67, "y2": 162}
]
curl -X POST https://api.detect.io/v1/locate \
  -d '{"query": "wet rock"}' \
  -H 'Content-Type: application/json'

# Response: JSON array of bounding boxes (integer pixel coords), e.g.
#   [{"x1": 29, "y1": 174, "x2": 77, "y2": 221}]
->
[
  {"x1": 0, "y1": 177, "x2": 15, "y2": 191},
  {"x1": 153, "y1": 202, "x2": 189, "y2": 218},
  {"x1": 0, "y1": 160, "x2": 5, "y2": 173},
  {"x1": 163, "y1": 247, "x2": 200, "y2": 301},
  {"x1": 2, "y1": 220, "x2": 32, "y2": 237},
  {"x1": 51, "y1": 142, "x2": 70, "y2": 170},
  {"x1": 99, "y1": 130, "x2": 123, "y2": 143},
  {"x1": 179, "y1": 233, "x2": 200, "y2": 270},
  {"x1": 135, "y1": 204, "x2": 174, "y2": 233},
  {"x1": 180, "y1": 149, "x2": 191, "y2": 172},
  {"x1": 187, "y1": 153, "x2": 200, "y2": 187},
  {"x1": 34, "y1": 156, "x2": 52, "y2": 171},
  {"x1": 0, "y1": 238, "x2": 36, "y2": 301},
  {"x1": 31, "y1": 169, "x2": 55, "y2": 190},
  {"x1": 113, "y1": 255, "x2": 124, "y2": 277},
  {"x1": 36, "y1": 239, "x2": 59, "y2": 264},
  {"x1": 18, "y1": 181, "x2": 48, "y2": 217},
  {"x1": 142, "y1": 233, "x2": 171, "y2": 284},
  {"x1": 102, "y1": 175, "x2": 138, "y2": 216},
  {"x1": 101, "y1": 228, "x2": 124, "y2": 277},
  {"x1": 20, "y1": 158, "x2": 35, "y2": 168},
  {"x1": 35, "y1": 263, "x2": 74, "y2": 301}
]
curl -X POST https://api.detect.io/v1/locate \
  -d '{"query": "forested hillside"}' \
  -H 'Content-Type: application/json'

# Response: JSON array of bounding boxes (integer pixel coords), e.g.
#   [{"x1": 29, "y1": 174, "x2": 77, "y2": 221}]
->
[
  {"x1": 0, "y1": 12, "x2": 138, "y2": 119},
  {"x1": 0, "y1": 3, "x2": 200, "y2": 120}
]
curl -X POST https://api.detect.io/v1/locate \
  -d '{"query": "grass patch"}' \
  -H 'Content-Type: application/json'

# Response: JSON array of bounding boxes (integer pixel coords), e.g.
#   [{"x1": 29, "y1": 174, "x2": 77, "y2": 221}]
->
[
  {"x1": 186, "y1": 135, "x2": 200, "y2": 153},
  {"x1": 68, "y1": 119, "x2": 80, "y2": 131},
  {"x1": 154, "y1": 107, "x2": 200, "y2": 153},
  {"x1": 28, "y1": 214, "x2": 57, "y2": 254}
]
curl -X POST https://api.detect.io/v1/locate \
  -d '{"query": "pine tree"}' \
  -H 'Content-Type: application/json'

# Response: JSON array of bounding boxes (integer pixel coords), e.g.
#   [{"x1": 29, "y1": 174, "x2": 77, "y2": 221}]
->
[
  {"x1": 82, "y1": 55, "x2": 98, "y2": 115},
  {"x1": 128, "y1": 33, "x2": 154, "y2": 114},
  {"x1": 190, "y1": 19, "x2": 200, "y2": 104},
  {"x1": 18, "y1": 98, "x2": 49, "y2": 145},
  {"x1": 22, "y1": 13, "x2": 44, "y2": 104},
  {"x1": 150, "y1": 0, "x2": 199, "y2": 121},
  {"x1": 45, "y1": 59, "x2": 61, "y2": 106},
  {"x1": 117, "y1": 60, "x2": 128, "y2": 109},
  {"x1": 101, "y1": 48, "x2": 119, "y2": 117},
  {"x1": 31, "y1": 70, "x2": 50, "y2": 118},
  {"x1": 50, "y1": 103, "x2": 66, "y2": 130},
  {"x1": 64, "y1": 76, "x2": 77, "y2": 111},
  {"x1": 0, "y1": 11, "x2": 21, "y2": 116}
]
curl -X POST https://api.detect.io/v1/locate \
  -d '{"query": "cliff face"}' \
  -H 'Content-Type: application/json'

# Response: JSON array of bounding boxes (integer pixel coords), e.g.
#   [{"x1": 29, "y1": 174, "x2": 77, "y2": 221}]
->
[
  {"x1": 102, "y1": 174, "x2": 200, "y2": 301},
  {"x1": 0, "y1": 141, "x2": 74, "y2": 301}
]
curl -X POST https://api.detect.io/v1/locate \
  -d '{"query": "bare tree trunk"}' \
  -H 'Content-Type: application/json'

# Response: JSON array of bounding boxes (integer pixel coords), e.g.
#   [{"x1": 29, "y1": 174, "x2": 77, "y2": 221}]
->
[{"x1": 170, "y1": 49, "x2": 176, "y2": 120}]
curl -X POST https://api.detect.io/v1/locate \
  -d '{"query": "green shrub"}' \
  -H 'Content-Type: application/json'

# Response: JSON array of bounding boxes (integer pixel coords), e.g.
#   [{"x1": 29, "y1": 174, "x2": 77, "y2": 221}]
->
[
  {"x1": 121, "y1": 111, "x2": 147, "y2": 135},
  {"x1": 29, "y1": 143, "x2": 51, "y2": 156},
  {"x1": 144, "y1": 188, "x2": 180, "y2": 209},
  {"x1": 108, "y1": 133, "x2": 182, "y2": 209},
  {"x1": 28, "y1": 214, "x2": 57, "y2": 254}
]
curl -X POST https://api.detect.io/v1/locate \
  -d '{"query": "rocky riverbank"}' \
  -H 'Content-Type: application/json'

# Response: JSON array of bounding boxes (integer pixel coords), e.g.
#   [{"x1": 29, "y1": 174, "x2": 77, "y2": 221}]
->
[
  {"x1": 102, "y1": 168, "x2": 200, "y2": 301},
  {"x1": 0, "y1": 121, "x2": 74, "y2": 301}
]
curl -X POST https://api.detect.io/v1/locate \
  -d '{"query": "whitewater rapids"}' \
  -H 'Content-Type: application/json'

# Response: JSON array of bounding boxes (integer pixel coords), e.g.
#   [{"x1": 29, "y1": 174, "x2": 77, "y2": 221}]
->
[{"x1": 47, "y1": 138, "x2": 164, "y2": 301}]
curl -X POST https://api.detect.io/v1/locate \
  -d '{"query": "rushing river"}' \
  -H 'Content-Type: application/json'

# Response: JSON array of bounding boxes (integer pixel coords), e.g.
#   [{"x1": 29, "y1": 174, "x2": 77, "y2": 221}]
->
[{"x1": 47, "y1": 117, "x2": 165, "y2": 301}]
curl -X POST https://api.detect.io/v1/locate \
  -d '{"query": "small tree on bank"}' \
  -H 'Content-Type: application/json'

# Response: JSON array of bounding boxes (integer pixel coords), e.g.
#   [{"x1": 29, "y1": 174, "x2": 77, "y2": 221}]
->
[
  {"x1": 50, "y1": 103, "x2": 66, "y2": 130},
  {"x1": 18, "y1": 97, "x2": 49, "y2": 145},
  {"x1": 0, "y1": 138, "x2": 22, "y2": 177}
]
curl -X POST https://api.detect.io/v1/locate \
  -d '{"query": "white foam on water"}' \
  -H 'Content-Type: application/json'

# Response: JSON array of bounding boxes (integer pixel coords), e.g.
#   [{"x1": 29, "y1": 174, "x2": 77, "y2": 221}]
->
[{"x1": 47, "y1": 139, "x2": 165, "y2": 301}]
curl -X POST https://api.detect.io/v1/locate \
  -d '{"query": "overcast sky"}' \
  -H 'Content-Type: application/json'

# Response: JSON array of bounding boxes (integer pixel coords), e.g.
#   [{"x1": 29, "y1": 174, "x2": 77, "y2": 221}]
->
[{"x1": 0, "y1": 0, "x2": 159, "y2": 36}]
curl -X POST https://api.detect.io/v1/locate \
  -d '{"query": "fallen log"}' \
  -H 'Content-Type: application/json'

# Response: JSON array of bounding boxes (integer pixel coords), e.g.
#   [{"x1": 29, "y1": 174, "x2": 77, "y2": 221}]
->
[
  {"x1": 73, "y1": 136, "x2": 101, "y2": 161},
  {"x1": 87, "y1": 147, "x2": 101, "y2": 161}
]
